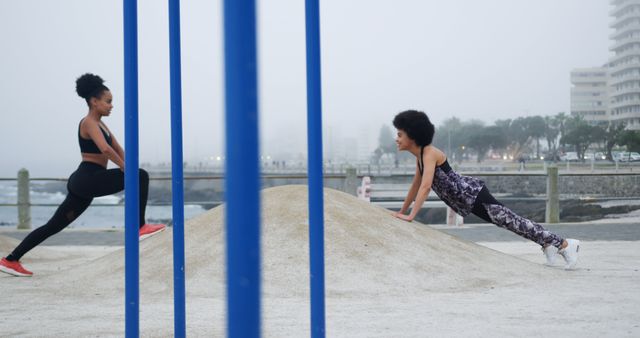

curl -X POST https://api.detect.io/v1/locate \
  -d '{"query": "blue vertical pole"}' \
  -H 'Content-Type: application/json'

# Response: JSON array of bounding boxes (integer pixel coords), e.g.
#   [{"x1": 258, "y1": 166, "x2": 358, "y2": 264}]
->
[
  {"x1": 123, "y1": 0, "x2": 140, "y2": 336},
  {"x1": 168, "y1": 0, "x2": 186, "y2": 337},
  {"x1": 223, "y1": 0, "x2": 261, "y2": 337},
  {"x1": 305, "y1": 0, "x2": 326, "y2": 336}
]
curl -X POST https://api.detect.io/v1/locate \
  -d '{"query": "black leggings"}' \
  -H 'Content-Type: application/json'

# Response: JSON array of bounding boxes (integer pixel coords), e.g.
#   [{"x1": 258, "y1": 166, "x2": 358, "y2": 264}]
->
[
  {"x1": 7, "y1": 162, "x2": 149, "y2": 261},
  {"x1": 470, "y1": 186, "x2": 564, "y2": 248},
  {"x1": 470, "y1": 186, "x2": 503, "y2": 223}
]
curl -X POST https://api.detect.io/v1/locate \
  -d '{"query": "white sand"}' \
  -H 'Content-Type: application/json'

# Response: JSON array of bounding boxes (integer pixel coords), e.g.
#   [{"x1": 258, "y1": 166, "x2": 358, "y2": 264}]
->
[{"x1": 1, "y1": 186, "x2": 639, "y2": 337}]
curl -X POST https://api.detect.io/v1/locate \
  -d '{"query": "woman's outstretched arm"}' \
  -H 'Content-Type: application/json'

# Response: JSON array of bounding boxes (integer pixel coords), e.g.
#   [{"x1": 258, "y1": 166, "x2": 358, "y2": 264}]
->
[
  {"x1": 397, "y1": 153, "x2": 436, "y2": 222},
  {"x1": 396, "y1": 160, "x2": 421, "y2": 216}
]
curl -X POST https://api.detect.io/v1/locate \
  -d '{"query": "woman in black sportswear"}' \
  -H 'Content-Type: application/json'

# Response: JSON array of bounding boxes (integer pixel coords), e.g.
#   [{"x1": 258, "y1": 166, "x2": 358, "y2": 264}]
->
[{"x1": 0, "y1": 73, "x2": 165, "y2": 277}]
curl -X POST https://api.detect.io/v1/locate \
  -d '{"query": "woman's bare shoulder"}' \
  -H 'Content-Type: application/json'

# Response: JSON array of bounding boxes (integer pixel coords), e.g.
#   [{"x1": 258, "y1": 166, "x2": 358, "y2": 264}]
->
[
  {"x1": 79, "y1": 117, "x2": 95, "y2": 136},
  {"x1": 425, "y1": 145, "x2": 445, "y2": 158},
  {"x1": 80, "y1": 116, "x2": 98, "y2": 128}
]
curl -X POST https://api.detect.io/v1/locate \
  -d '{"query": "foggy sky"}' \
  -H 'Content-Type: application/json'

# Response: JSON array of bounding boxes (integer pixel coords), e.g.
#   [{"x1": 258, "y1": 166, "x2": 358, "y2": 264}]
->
[{"x1": 0, "y1": 0, "x2": 610, "y2": 177}]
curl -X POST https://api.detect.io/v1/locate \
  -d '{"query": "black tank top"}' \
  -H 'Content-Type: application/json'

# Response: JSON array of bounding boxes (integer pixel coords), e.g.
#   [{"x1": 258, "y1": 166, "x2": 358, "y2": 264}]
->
[
  {"x1": 419, "y1": 145, "x2": 484, "y2": 216},
  {"x1": 78, "y1": 119, "x2": 112, "y2": 154},
  {"x1": 418, "y1": 146, "x2": 451, "y2": 176}
]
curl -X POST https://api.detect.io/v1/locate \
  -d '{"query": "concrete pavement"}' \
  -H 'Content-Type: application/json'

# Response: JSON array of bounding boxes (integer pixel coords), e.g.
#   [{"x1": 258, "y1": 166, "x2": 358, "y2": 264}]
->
[{"x1": 1, "y1": 219, "x2": 638, "y2": 246}]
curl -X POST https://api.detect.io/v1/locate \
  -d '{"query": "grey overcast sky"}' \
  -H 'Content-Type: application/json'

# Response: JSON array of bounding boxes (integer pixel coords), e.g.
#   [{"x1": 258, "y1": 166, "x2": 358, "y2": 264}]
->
[{"x1": 0, "y1": 0, "x2": 610, "y2": 177}]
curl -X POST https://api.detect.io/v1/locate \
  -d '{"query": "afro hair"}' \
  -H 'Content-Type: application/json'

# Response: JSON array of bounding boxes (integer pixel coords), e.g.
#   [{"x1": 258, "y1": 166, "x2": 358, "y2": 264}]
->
[
  {"x1": 75, "y1": 73, "x2": 109, "y2": 104},
  {"x1": 392, "y1": 110, "x2": 435, "y2": 147}
]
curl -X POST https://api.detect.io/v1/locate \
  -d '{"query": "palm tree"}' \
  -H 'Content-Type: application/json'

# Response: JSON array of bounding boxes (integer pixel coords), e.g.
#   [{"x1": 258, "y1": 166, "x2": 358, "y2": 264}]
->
[
  {"x1": 544, "y1": 115, "x2": 560, "y2": 161},
  {"x1": 555, "y1": 112, "x2": 568, "y2": 151},
  {"x1": 526, "y1": 116, "x2": 546, "y2": 159}
]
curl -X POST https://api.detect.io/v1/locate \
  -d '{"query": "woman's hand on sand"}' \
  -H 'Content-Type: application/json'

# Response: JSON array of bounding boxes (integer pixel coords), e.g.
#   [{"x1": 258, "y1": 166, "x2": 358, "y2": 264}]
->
[{"x1": 392, "y1": 209, "x2": 407, "y2": 216}]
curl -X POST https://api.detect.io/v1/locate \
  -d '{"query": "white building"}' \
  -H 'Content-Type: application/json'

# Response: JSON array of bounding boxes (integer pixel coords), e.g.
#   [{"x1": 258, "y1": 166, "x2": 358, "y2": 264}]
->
[
  {"x1": 609, "y1": 0, "x2": 640, "y2": 129},
  {"x1": 570, "y1": 67, "x2": 609, "y2": 125}
]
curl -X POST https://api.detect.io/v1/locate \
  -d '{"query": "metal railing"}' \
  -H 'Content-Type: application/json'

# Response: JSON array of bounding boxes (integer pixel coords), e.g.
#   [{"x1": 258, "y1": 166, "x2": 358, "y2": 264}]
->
[
  {"x1": 0, "y1": 169, "x2": 353, "y2": 229},
  {"x1": 2, "y1": 166, "x2": 640, "y2": 229}
]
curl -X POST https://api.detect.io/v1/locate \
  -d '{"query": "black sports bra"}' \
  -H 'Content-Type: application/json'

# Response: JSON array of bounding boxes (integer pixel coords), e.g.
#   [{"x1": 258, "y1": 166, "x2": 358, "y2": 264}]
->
[
  {"x1": 418, "y1": 146, "x2": 451, "y2": 176},
  {"x1": 78, "y1": 119, "x2": 112, "y2": 154}
]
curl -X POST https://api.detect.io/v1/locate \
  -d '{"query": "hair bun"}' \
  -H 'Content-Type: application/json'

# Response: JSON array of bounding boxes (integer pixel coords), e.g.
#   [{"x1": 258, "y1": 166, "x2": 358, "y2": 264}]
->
[{"x1": 75, "y1": 73, "x2": 105, "y2": 99}]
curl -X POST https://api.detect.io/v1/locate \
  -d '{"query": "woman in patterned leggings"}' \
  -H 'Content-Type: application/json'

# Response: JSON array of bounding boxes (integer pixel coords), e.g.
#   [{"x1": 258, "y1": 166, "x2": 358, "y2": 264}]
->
[{"x1": 391, "y1": 110, "x2": 580, "y2": 269}]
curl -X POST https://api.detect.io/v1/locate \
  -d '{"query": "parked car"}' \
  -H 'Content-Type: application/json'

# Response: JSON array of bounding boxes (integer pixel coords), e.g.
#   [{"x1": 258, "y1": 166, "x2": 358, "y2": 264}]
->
[
  {"x1": 613, "y1": 152, "x2": 640, "y2": 162},
  {"x1": 541, "y1": 151, "x2": 561, "y2": 161},
  {"x1": 583, "y1": 152, "x2": 607, "y2": 161},
  {"x1": 583, "y1": 152, "x2": 606, "y2": 160},
  {"x1": 613, "y1": 152, "x2": 623, "y2": 162},
  {"x1": 560, "y1": 151, "x2": 579, "y2": 162}
]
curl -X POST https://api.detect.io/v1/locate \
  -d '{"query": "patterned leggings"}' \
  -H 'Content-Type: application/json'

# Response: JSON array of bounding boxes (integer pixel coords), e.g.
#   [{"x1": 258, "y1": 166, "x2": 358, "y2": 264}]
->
[{"x1": 471, "y1": 187, "x2": 564, "y2": 249}]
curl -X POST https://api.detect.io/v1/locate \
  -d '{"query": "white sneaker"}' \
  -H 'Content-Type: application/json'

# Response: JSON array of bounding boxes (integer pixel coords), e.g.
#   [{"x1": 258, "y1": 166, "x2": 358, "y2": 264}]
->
[
  {"x1": 542, "y1": 245, "x2": 559, "y2": 266},
  {"x1": 559, "y1": 239, "x2": 580, "y2": 270}
]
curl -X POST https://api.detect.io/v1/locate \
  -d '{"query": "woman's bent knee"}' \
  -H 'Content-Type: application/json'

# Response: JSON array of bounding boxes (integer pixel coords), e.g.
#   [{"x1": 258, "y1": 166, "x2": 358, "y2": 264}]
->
[{"x1": 139, "y1": 168, "x2": 149, "y2": 181}]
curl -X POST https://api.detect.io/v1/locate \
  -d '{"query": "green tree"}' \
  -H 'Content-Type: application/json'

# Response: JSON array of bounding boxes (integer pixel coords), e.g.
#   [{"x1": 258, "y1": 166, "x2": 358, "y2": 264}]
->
[
  {"x1": 510, "y1": 117, "x2": 530, "y2": 147},
  {"x1": 456, "y1": 120, "x2": 484, "y2": 161},
  {"x1": 493, "y1": 119, "x2": 512, "y2": 154},
  {"x1": 433, "y1": 117, "x2": 461, "y2": 154},
  {"x1": 526, "y1": 116, "x2": 546, "y2": 159},
  {"x1": 498, "y1": 117, "x2": 532, "y2": 159},
  {"x1": 555, "y1": 112, "x2": 568, "y2": 150},
  {"x1": 466, "y1": 126, "x2": 507, "y2": 163},
  {"x1": 602, "y1": 123, "x2": 627, "y2": 160},
  {"x1": 433, "y1": 117, "x2": 465, "y2": 160},
  {"x1": 544, "y1": 115, "x2": 560, "y2": 161},
  {"x1": 618, "y1": 130, "x2": 640, "y2": 152},
  {"x1": 494, "y1": 119, "x2": 511, "y2": 132},
  {"x1": 561, "y1": 116, "x2": 601, "y2": 160}
]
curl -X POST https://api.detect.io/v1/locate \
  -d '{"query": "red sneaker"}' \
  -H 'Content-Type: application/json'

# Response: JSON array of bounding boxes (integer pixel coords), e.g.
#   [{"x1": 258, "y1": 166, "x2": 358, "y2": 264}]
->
[
  {"x1": 0, "y1": 257, "x2": 33, "y2": 277},
  {"x1": 139, "y1": 223, "x2": 166, "y2": 241}
]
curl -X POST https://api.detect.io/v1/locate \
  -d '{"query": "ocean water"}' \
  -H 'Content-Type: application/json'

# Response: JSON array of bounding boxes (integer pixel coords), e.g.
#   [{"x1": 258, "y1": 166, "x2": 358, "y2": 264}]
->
[{"x1": 0, "y1": 182, "x2": 206, "y2": 229}]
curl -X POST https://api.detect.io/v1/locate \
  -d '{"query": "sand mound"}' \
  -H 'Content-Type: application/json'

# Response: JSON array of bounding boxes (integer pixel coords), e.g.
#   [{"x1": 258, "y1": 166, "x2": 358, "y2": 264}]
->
[
  {"x1": 2, "y1": 185, "x2": 567, "y2": 336},
  {"x1": 51, "y1": 185, "x2": 547, "y2": 298}
]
